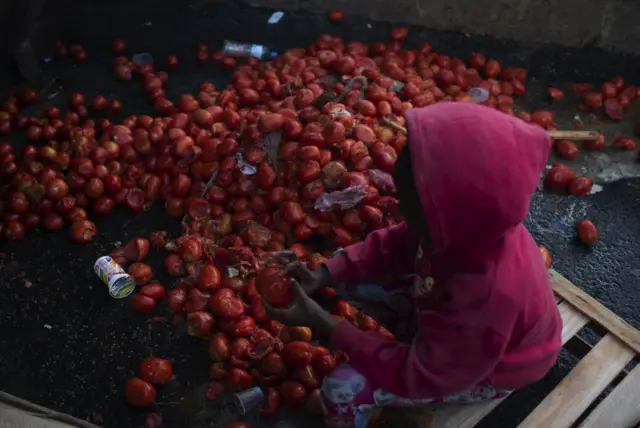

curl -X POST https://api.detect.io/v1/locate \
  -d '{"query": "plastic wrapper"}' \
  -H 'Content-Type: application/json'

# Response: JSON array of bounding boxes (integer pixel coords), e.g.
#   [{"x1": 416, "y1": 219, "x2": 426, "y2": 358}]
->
[
  {"x1": 314, "y1": 185, "x2": 368, "y2": 212},
  {"x1": 363, "y1": 169, "x2": 396, "y2": 194}
]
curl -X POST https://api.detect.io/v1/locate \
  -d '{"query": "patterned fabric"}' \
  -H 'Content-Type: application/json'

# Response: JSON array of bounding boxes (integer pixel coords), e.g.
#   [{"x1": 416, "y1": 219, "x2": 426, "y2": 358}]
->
[{"x1": 321, "y1": 364, "x2": 512, "y2": 428}]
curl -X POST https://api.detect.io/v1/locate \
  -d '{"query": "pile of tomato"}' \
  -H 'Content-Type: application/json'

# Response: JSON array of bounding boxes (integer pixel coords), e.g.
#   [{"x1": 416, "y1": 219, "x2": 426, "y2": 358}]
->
[{"x1": 0, "y1": 8, "x2": 637, "y2": 424}]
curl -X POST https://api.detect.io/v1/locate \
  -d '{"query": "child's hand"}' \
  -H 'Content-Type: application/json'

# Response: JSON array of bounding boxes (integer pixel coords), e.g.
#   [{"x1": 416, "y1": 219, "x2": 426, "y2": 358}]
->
[
  {"x1": 267, "y1": 251, "x2": 332, "y2": 295},
  {"x1": 263, "y1": 277, "x2": 338, "y2": 337},
  {"x1": 284, "y1": 260, "x2": 332, "y2": 295}
]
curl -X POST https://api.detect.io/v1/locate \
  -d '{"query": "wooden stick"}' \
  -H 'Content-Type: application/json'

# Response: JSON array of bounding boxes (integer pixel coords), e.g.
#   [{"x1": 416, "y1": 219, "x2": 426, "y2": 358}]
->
[
  {"x1": 381, "y1": 118, "x2": 600, "y2": 141},
  {"x1": 546, "y1": 130, "x2": 600, "y2": 141}
]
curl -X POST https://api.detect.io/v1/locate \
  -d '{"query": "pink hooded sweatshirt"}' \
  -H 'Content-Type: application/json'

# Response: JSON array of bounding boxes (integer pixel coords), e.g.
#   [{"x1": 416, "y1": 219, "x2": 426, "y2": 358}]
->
[{"x1": 325, "y1": 103, "x2": 562, "y2": 399}]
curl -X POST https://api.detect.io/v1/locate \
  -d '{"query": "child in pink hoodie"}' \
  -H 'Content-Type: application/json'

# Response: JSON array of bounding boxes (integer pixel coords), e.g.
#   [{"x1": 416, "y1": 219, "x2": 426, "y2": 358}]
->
[{"x1": 265, "y1": 102, "x2": 563, "y2": 428}]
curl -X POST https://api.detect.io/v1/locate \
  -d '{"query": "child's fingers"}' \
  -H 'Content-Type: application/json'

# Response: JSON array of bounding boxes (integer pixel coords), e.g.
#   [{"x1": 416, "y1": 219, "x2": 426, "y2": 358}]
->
[
  {"x1": 288, "y1": 278, "x2": 306, "y2": 298},
  {"x1": 267, "y1": 250, "x2": 297, "y2": 263}
]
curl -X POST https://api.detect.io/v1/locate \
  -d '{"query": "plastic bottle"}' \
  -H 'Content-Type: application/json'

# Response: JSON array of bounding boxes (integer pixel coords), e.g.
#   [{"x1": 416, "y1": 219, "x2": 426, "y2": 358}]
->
[{"x1": 223, "y1": 40, "x2": 277, "y2": 60}]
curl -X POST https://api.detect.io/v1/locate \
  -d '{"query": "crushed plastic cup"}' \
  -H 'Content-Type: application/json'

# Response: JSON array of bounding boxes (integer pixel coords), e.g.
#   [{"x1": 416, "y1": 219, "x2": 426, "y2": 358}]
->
[
  {"x1": 132, "y1": 53, "x2": 154, "y2": 65},
  {"x1": 233, "y1": 386, "x2": 264, "y2": 415}
]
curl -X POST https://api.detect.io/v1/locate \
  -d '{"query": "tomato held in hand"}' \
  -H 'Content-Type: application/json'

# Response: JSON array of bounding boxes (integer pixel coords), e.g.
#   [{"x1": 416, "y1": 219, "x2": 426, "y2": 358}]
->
[
  {"x1": 255, "y1": 265, "x2": 293, "y2": 308},
  {"x1": 576, "y1": 219, "x2": 598, "y2": 245},
  {"x1": 124, "y1": 377, "x2": 156, "y2": 407},
  {"x1": 139, "y1": 357, "x2": 173, "y2": 385}
]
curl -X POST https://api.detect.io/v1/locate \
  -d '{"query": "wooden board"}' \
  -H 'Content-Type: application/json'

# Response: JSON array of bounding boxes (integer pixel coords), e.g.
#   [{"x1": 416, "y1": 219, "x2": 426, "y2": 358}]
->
[
  {"x1": 431, "y1": 270, "x2": 640, "y2": 428},
  {"x1": 517, "y1": 334, "x2": 634, "y2": 428},
  {"x1": 578, "y1": 363, "x2": 640, "y2": 428},
  {"x1": 549, "y1": 270, "x2": 640, "y2": 355}
]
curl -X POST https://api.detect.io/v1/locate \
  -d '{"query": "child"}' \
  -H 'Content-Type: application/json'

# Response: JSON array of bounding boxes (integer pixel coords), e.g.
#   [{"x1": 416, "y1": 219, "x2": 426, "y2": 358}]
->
[{"x1": 265, "y1": 102, "x2": 563, "y2": 428}]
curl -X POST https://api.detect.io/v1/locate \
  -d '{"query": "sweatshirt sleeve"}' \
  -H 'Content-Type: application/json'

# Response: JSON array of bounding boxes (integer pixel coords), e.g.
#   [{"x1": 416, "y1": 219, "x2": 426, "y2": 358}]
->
[
  {"x1": 330, "y1": 313, "x2": 509, "y2": 398},
  {"x1": 323, "y1": 222, "x2": 418, "y2": 285}
]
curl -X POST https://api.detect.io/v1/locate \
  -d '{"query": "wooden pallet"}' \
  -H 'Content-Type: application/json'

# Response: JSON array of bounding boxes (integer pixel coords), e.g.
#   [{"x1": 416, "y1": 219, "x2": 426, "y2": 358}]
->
[{"x1": 430, "y1": 269, "x2": 640, "y2": 428}]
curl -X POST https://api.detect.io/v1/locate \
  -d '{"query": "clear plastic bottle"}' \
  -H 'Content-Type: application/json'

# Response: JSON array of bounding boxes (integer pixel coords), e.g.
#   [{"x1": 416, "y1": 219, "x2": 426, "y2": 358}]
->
[{"x1": 223, "y1": 40, "x2": 277, "y2": 60}]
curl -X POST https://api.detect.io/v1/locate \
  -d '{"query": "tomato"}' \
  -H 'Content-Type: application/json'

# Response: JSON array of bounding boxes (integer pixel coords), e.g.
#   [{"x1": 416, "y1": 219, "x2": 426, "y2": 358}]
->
[
  {"x1": 198, "y1": 264, "x2": 222, "y2": 292},
  {"x1": 389, "y1": 26, "x2": 408, "y2": 42},
  {"x1": 604, "y1": 98, "x2": 624, "y2": 121},
  {"x1": 261, "y1": 352, "x2": 288, "y2": 378},
  {"x1": 311, "y1": 347, "x2": 337, "y2": 376},
  {"x1": 568, "y1": 176, "x2": 593, "y2": 196},
  {"x1": 139, "y1": 357, "x2": 173, "y2": 385},
  {"x1": 209, "y1": 362, "x2": 227, "y2": 380},
  {"x1": 228, "y1": 316, "x2": 257, "y2": 338},
  {"x1": 165, "y1": 254, "x2": 185, "y2": 276},
  {"x1": 544, "y1": 165, "x2": 576, "y2": 190},
  {"x1": 259, "y1": 113, "x2": 285, "y2": 133},
  {"x1": 230, "y1": 338, "x2": 251, "y2": 358},
  {"x1": 555, "y1": 140, "x2": 579, "y2": 159},
  {"x1": 612, "y1": 137, "x2": 637, "y2": 150},
  {"x1": 131, "y1": 295, "x2": 156, "y2": 313},
  {"x1": 538, "y1": 246, "x2": 552, "y2": 269},
  {"x1": 259, "y1": 387, "x2": 280, "y2": 417},
  {"x1": 127, "y1": 262, "x2": 153, "y2": 285},
  {"x1": 547, "y1": 88, "x2": 564, "y2": 101},
  {"x1": 256, "y1": 265, "x2": 293, "y2": 308},
  {"x1": 140, "y1": 283, "x2": 165, "y2": 301},
  {"x1": 485, "y1": 59, "x2": 501, "y2": 79},
  {"x1": 226, "y1": 368, "x2": 253, "y2": 391},
  {"x1": 281, "y1": 341, "x2": 314, "y2": 367},
  {"x1": 279, "y1": 380, "x2": 307, "y2": 405},
  {"x1": 69, "y1": 219, "x2": 97, "y2": 243},
  {"x1": 294, "y1": 365, "x2": 320, "y2": 391},
  {"x1": 209, "y1": 333, "x2": 231, "y2": 361},
  {"x1": 124, "y1": 377, "x2": 156, "y2": 407},
  {"x1": 167, "y1": 289, "x2": 187, "y2": 313},
  {"x1": 279, "y1": 326, "x2": 312, "y2": 343},
  {"x1": 224, "y1": 422, "x2": 252, "y2": 428},
  {"x1": 584, "y1": 132, "x2": 606, "y2": 150},
  {"x1": 185, "y1": 288, "x2": 211, "y2": 313},
  {"x1": 576, "y1": 219, "x2": 598, "y2": 245},
  {"x1": 304, "y1": 389, "x2": 323, "y2": 415},
  {"x1": 179, "y1": 237, "x2": 203, "y2": 262},
  {"x1": 187, "y1": 311, "x2": 215, "y2": 337},
  {"x1": 208, "y1": 289, "x2": 245, "y2": 318}
]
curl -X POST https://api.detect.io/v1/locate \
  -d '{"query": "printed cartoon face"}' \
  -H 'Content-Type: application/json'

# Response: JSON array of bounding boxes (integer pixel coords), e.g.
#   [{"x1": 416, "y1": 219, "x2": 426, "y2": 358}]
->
[{"x1": 322, "y1": 372, "x2": 367, "y2": 404}]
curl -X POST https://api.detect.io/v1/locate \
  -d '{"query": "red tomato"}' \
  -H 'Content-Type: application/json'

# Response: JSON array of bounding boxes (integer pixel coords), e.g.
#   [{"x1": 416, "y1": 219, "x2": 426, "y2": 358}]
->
[
  {"x1": 279, "y1": 380, "x2": 307, "y2": 405},
  {"x1": 544, "y1": 165, "x2": 576, "y2": 190},
  {"x1": 124, "y1": 377, "x2": 156, "y2": 407},
  {"x1": 555, "y1": 140, "x2": 579, "y2": 159},
  {"x1": 568, "y1": 176, "x2": 593, "y2": 196},
  {"x1": 327, "y1": 9, "x2": 344, "y2": 22},
  {"x1": 255, "y1": 265, "x2": 293, "y2": 308},
  {"x1": 228, "y1": 316, "x2": 257, "y2": 338},
  {"x1": 140, "y1": 283, "x2": 165, "y2": 301},
  {"x1": 225, "y1": 422, "x2": 252, "y2": 428},
  {"x1": 198, "y1": 264, "x2": 222, "y2": 292},
  {"x1": 139, "y1": 357, "x2": 173, "y2": 385},
  {"x1": 538, "y1": 246, "x2": 552, "y2": 269},
  {"x1": 547, "y1": 88, "x2": 564, "y2": 101},
  {"x1": 131, "y1": 295, "x2": 156, "y2": 313},
  {"x1": 576, "y1": 219, "x2": 598, "y2": 245},
  {"x1": 281, "y1": 341, "x2": 314, "y2": 367},
  {"x1": 209, "y1": 333, "x2": 231, "y2": 362}
]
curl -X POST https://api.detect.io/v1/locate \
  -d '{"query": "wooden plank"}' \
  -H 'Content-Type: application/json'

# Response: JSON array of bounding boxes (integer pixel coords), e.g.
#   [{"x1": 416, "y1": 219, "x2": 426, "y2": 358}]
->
[
  {"x1": 558, "y1": 301, "x2": 590, "y2": 344},
  {"x1": 517, "y1": 334, "x2": 635, "y2": 428},
  {"x1": 578, "y1": 364, "x2": 640, "y2": 428},
  {"x1": 549, "y1": 269, "x2": 640, "y2": 355},
  {"x1": 432, "y1": 300, "x2": 589, "y2": 428}
]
